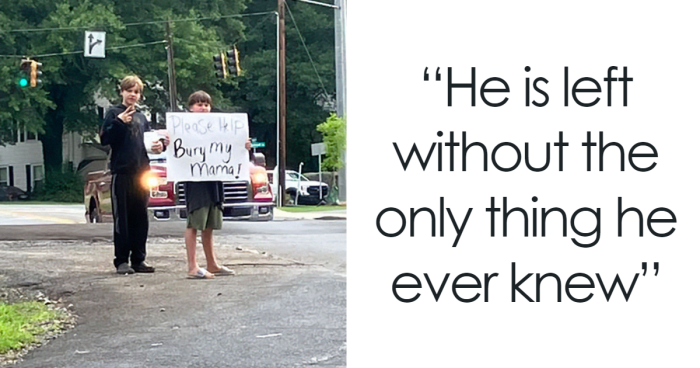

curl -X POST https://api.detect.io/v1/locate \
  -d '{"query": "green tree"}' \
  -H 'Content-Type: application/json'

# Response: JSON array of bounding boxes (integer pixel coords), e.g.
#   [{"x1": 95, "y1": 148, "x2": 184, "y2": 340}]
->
[
  {"x1": 0, "y1": 0, "x2": 248, "y2": 168},
  {"x1": 0, "y1": 3, "x2": 55, "y2": 145},
  {"x1": 0, "y1": 0, "x2": 336, "y2": 175},
  {"x1": 229, "y1": 0, "x2": 335, "y2": 171}
]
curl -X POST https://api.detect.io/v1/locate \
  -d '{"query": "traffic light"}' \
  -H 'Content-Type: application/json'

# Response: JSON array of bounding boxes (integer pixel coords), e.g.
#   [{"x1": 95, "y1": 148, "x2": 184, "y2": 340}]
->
[
  {"x1": 226, "y1": 46, "x2": 241, "y2": 77},
  {"x1": 30, "y1": 60, "x2": 42, "y2": 87},
  {"x1": 18, "y1": 59, "x2": 31, "y2": 88},
  {"x1": 213, "y1": 52, "x2": 227, "y2": 79},
  {"x1": 18, "y1": 59, "x2": 42, "y2": 88}
]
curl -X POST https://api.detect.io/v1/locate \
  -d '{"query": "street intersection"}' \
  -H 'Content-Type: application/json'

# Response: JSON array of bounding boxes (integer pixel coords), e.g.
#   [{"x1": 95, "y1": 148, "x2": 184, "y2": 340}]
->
[{"x1": 0, "y1": 205, "x2": 346, "y2": 367}]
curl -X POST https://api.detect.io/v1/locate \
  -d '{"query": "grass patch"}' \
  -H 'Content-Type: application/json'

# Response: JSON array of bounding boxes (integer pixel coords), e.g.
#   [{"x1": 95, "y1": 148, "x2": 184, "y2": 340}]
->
[
  {"x1": 0, "y1": 301, "x2": 64, "y2": 354},
  {"x1": 278, "y1": 205, "x2": 346, "y2": 213}
]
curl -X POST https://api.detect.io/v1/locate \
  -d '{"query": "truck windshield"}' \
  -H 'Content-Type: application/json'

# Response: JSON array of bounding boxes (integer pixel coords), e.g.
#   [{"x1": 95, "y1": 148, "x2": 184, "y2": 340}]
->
[{"x1": 287, "y1": 172, "x2": 309, "y2": 182}]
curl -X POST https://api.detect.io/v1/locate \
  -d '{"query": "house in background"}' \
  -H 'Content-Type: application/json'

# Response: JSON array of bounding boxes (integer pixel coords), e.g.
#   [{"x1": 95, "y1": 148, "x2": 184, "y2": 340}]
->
[
  {"x1": 1, "y1": 97, "x2": 110, "y2": 194},
  {"x1": 3, "y1": 95, "x2": 163, "y2": 192},
  {"x1": 0, "y1": 124, "x2": 45, "y2": 194},
  {"x1": 61, "y1": 96, "x2": 111, "y2": 177}
]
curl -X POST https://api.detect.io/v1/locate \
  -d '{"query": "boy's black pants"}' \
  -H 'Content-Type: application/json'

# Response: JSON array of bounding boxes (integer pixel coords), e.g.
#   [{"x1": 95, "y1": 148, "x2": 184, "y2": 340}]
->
[{"x1": 111, "y1": 173, "x2": 149, "y2": 268}]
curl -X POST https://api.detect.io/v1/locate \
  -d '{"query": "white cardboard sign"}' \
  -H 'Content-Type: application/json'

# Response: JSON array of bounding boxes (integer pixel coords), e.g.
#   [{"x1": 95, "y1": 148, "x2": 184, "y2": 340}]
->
[{"x1": 165, "y1": 112, "x2": 250, "y2": 182}]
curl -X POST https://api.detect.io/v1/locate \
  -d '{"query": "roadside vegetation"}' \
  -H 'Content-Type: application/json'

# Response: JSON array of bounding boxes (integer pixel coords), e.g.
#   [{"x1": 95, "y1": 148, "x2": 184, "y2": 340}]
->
[
  {"x1": 31, "y1": 169, "x2": 83, "y2": 203},
  {"x1": 0, "y1": 301, "x2": 67, "y2": 354}
]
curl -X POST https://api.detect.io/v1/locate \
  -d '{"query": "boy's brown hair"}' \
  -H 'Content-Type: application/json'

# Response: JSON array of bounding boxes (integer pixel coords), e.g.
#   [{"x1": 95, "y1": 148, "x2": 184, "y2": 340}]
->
[
  {"x1": 120, "y1": 75, "x2": 143, "y2": 92},
  {"x1": 188, "y1": 90, "x2": 212, "y2": 107}
]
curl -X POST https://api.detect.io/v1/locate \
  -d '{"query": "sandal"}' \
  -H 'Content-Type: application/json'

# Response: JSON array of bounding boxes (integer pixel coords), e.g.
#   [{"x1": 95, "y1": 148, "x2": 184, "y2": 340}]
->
[
  {"x1": 187, "y1": 268, "x2": 214, "y2": 279},
  {"x1": 209, "y1": 266, "x2": 235, "y2": 276}
]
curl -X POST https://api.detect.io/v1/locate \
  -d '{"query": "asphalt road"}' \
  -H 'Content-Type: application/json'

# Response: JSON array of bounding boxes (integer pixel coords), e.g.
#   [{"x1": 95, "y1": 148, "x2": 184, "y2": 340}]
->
[
  {"x1": 0, "y1": 219, "x2": 346, "y2": 367},
  {"x1": 0, "y1": 204, "x2": 86, "y2": 225}
]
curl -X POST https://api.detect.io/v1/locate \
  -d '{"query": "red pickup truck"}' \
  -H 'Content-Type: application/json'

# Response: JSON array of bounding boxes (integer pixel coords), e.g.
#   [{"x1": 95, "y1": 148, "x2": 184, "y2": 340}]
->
[{"x1": 84, "y1": 152, "x2": 274, "y2": 223}]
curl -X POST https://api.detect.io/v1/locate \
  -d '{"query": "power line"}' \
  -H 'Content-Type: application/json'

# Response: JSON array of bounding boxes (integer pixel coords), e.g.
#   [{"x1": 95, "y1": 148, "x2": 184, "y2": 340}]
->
[
  {"x1": 233, "y1": 12, "x2": 276, "y2": 48},
  {"x1": 173, "y1": 12, "x2": 275, "y2": 51},
  {"x1": 125, "y1": 11, "x2": 275, "y2": 28},
  {"x1": 0, "y1": 40, "x2": 167, "y2": 58},
  {"x1": 0, "y1": 11, "x2": 275, "y2": 34},
  {"x1": 0, "y1": 11, "x2": 277, "y2": 58},
  {"x1": 109, "y1": 40, "x2": 167, "y2": 50},
  {"x1": 284, "y1": 0, "x2": 331, "y2": 100}
]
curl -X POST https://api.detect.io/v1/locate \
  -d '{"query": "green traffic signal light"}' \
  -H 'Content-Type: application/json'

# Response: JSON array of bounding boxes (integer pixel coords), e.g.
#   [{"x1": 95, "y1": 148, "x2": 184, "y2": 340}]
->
[{"x1": 19, "y1": 59, "x2": 32, "y2": 88}]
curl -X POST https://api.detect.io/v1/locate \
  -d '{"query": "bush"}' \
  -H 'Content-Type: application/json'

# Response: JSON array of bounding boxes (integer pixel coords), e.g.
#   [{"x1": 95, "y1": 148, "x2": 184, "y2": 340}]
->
[
  {"x1": 316, "y1": 113, "x2": 346, "y2": 172},
  {"x1": 32, "y1": 168, "x2": 83, "y2": 203}
]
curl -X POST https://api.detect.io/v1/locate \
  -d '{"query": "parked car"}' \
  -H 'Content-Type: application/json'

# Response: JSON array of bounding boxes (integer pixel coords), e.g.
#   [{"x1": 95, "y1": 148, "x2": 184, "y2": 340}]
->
[
  {"x1": 267, "y1": 168, "x2": 329, "y2": 205},
  {"x1": 84, "y1": 152, "x2": 274, "y2": 223},
  {"x1": 0, "y1": 185, "x2": 28, "y2": 201}
]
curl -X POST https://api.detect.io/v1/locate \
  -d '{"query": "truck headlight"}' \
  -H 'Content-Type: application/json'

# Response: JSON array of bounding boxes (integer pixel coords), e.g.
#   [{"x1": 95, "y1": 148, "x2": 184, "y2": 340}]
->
[
  {"x1": 141, "y1": 171, "x2": 166, "y2": 189},
  {"x1": 147, "y1": 177, "x2": 160, "y2": 188},
  {"x1": 252, "y1": 173, "x2": 267, "y2": 185}
]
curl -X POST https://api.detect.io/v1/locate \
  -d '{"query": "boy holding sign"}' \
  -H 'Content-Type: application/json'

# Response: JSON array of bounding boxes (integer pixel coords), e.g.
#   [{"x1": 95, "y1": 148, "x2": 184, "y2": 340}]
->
[{"x1": 178, "y1": 91, "x2": 250, "y2": 279}]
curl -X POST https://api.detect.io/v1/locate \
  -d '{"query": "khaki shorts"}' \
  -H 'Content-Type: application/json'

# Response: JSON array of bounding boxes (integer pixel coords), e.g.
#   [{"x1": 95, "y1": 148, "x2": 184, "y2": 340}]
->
[{"x1": 187, "y1": 205, "x2": 223, "y2": 230}]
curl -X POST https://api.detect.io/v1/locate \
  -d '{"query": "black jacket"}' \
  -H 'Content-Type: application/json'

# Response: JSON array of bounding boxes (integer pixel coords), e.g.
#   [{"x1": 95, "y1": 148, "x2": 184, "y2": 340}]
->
[{"x1": 100, "y1": 104, "x2": 151, "y2": 175}]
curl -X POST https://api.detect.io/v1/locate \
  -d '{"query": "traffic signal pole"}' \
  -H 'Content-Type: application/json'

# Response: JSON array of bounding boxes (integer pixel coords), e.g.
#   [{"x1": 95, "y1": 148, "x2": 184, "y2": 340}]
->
[
  {"x1": 276, "y1": 11, "x2": 280, "y2": 206},
  {"x1": 277, "y1": 1, "x2": 287, "y2": 207}
]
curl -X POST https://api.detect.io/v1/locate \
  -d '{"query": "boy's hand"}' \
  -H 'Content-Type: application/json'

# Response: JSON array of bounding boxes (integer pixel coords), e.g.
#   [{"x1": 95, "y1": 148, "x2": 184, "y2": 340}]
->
[
  {"x1": 245, "y1": 138, "x2": 252, "y2": 150},
  {"x1": 118, "y1": 105, "x2": 136, "y2": 124},
  {"x1": 151, "y1": 140, "x2": 163, "y2": 154},
  {"x1": 157, "y1": 130, "x2": 171, "y2": 147}
]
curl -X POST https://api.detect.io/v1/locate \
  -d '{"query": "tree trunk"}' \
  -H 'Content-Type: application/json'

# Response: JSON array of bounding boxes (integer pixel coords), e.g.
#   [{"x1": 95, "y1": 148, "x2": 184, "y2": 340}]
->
[
  {"x1": 40, "y1": 113, "x2": 64, "y2": 171},
  {"x1": 40, "y1": 88, "x2": 66, "y2": 172}
]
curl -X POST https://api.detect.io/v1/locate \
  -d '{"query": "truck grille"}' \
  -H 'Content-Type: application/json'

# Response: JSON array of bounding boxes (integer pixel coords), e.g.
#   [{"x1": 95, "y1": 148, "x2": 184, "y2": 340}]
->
[
  {"x1": 307, "y1": 185, "x2": 329, "y2": 197},
  {"x1": 176, "y1": 181, "x2": 249, "y2": 204}
]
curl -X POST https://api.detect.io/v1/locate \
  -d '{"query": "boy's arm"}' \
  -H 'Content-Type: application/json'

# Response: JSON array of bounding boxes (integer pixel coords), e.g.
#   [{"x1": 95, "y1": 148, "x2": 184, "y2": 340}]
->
[
  {"x1": 100, "y1": 108, "x2": 128, "y2": 146},
  {"x1": 144, "y1": 132, "x2": 164, "y2": 154},
  {"x1": 141, "y1": 112, "x2": 170, "y2": 153},
  {"x1": 144, "y1": 129, "x2": 170, "y2": 154},
  {"x1": 246, "y1": 138, "x2": 254, "y2": 161},
  {"x1": 158, "y1": 129, "x2": 170, "y2": 147}
]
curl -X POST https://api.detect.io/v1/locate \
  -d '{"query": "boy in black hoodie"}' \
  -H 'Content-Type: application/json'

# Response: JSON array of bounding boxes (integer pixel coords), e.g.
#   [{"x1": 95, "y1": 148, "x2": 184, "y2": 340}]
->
[{"x1": 100, "y1": 75, "x2": 165, "y2": 274}]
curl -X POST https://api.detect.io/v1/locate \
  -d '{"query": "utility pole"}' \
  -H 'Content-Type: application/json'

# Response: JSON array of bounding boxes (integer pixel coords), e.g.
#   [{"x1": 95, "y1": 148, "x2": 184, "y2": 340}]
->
[
  {"x1": 278, "y1": 0, "x2": 287, "y2": 206},
  {"x1": 333, "y1": 0, "x2": 346, "y2": 117},
  {"x1": 291, "y1": 0, "x2": 346, "y2": 203},
  {"x1": 165, "y1": 19, "x2": 178, "y2": 112},
  {"x1": 334, "y1": 0, "x2": 347, "y2": 203}
]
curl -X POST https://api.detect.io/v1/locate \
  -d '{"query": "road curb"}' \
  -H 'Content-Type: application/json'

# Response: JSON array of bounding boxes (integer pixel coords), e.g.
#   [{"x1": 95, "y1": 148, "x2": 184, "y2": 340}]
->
[{"x1": 274, "y1": 210, "x2": 347, "y2": 221}]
